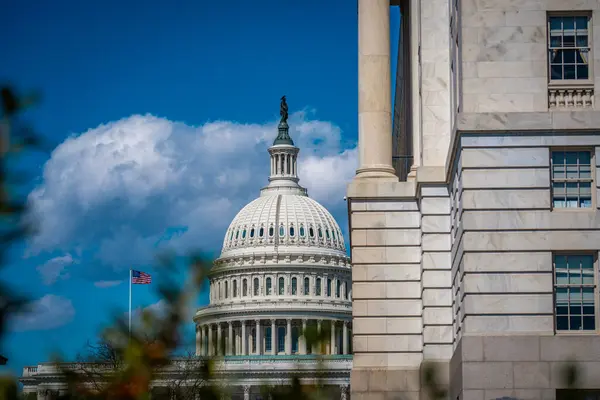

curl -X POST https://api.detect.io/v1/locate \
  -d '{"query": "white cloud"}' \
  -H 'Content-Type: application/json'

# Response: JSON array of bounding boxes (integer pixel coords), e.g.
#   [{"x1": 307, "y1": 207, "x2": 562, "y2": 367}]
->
[
  {"x1": 10, "y1": 295, "x2": 75, "y2": 332},
  {"x1": 26, "y1": 111, "x2": 356, "y2": 277},
  {"x1": 94, "y1": 280, "x2": 122, "y2": 288},
  {"x1": 36, "y1": 254, "x2": 74, "y2": 285}
]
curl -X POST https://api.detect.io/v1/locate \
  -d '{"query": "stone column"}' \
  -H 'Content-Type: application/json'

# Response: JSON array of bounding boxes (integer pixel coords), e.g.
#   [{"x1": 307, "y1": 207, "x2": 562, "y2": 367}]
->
[
  {"x1": 285, "y1": 319, "x2": 292, "y2": 355},
  {"x1": 343, "y1": 321, "x2": 349, "y2": 355},
  {"x1": 195, "y1": 325, "x2": 201, "y2": 356},
  {"x1": 330, "y1": 320, "x2": 336, "y2": 355},
  {"x1": 243, "y1": 385, "x2": 250, "y2": 400},
  {"x1": 271, "y1": 319, "x2": 277, "y2": 355},
  {"x1": 217, "y1": 323, "x2": 223, "y2": 356},
  {"x1": 228, "y1": 322, "x2": 233, "y2": 356},
  {"x1": 241, "y1": 321, "x2": 247, "y2": 355},
  {"x1": 208, "y1": 324, "x2": 213, "y2": 356},
  {"x1": 301, "y1": 319, "x2": 307, "y2": 355},
  {"x1": 255, "y1": 319, "x2": 262, "y2": 355},
  {"x1": 356, "y1": 0, "x2": 396, "y2": 179}
]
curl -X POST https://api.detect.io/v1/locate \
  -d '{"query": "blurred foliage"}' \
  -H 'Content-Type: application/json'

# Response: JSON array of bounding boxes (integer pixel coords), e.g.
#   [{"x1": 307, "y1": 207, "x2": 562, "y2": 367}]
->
[{"x1": 0, "y1": 86, "x2": 590, "y2": 400}]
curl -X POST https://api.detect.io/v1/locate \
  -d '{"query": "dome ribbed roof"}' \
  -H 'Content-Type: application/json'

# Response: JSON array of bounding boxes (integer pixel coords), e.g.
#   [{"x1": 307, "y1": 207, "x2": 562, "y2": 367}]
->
[{"x1": 220, "y1": 193, "x2": 347, "y2": 258}]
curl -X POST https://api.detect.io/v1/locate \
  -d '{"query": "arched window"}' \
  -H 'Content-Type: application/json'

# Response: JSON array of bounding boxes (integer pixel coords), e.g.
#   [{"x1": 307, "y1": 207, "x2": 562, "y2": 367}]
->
[
  {"x1": 243, "y1": 279, "x2": 248, "y2": 297},
  {"x1": 242, "y1": 229, "x2": 246, "y2": 239},
  {"x1": 278, "y1": 277, "x2": 285, "y2": 295},
  {"x1": 292, "y1": 277, "x2": 297, "y2": 295},
  {"x1": 299, "y1": 226, "x2": 305, "y2": 237},
  {"x1": 218, "y1": 282, "x2": 221, "y2": 299},
  {"x1": 336, "y1": 280, "x2": 341, "y2": 298},
  {"x1": 332, "y1": 230, "x2": 336, "y2": 240},
  {"x1": 225, "y1": 281, "x2": 228, "y2": 299},
  {"x1": 250, "y1": 228, "x2": 255, "y2": 238},
  {"x1": 326, "y1": 229, "x2": 330, "y2": 239},
  {"x1": 269, "y1": 226, "x2": 274, "y2": 237},
  {"x1": 266, "y1": 278, "x2": 272, "y2": 295},
  {"x1": 279, "y1": 225, "x2": 285, "y2": 237},
  {"x1": 253, "y1": 277, "x2": 259, "y2": 296},
  {"x1": 345, "y1": 281, "x2": 349, "y2": 300},
  {"x1": 290, "y1": 226, "x2": 295, "y2": 237},
  {"x1": 316, "y1": 278, "x2": 322, "y2": 296},
  {"x1": 327, "y1": 278, "x2": 332, "y2": 297},
  {"x1": 309, "y1": 227, "x2": 315, "y2": 238},
  {"x1": 304, "y1": 277, "x2": 310, "y2": 295},
  {"x1": 233, "y1": 280, "x2": 237, "y2": 297},
  {"x1": 265, "y1": 327, "x2": 272, "y2": 353},
  {"x1": 235, "y1": 230, "x2": 239, "y2": 239},
  {"x1": 230, "y1": 231, "x2": 233, "y2": 240},
  {"x1": 259, "y1": 227, "x2": 264, "y2": 237},
  {"x1": 318, "y1": 228, "x2": 323, "y2": 238}
]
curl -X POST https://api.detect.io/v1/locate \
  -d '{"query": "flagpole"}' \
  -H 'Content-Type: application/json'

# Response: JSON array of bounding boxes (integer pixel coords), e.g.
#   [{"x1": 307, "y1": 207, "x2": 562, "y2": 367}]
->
[{"x1": 128, "y1": 269, "x2": 132, "y2": 338}]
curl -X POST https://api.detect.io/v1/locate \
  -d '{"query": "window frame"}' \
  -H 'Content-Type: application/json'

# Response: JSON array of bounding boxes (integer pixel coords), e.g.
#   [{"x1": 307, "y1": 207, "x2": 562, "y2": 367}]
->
[
  {"x1": 553, "y1": 252, "x2": 599, "y2": 334},
  {"x1": 547, "y1": 12, "x2": 594, "y2": 86},
  {"x1": 550, "y1": 147, "x2": 595, "y2": 211}
]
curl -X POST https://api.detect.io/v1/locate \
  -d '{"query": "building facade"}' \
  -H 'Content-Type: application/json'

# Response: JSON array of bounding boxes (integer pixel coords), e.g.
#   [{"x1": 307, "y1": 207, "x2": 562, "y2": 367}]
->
[{"x1": 349, "y1": 1, "x2": 600, "y2": 399}]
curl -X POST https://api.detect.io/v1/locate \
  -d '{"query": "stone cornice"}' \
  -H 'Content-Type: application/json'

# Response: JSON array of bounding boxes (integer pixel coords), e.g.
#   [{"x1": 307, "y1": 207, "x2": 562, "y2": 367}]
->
[
  {"x1": 210, "y1": 252, "x2": 351, "y2": 277},
  {"x1": 193, "y1": 300, "x2": 351, "y2": 324}
]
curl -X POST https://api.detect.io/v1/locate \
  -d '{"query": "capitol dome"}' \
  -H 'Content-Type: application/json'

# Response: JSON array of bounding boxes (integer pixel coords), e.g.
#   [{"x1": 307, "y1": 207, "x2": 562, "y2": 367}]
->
[
  {"x1": 193, "y1": 99, "x2": 352, "y2": 398},
  {"x1": 221, "y1": 193, "x2": 348, "y2": 258}
]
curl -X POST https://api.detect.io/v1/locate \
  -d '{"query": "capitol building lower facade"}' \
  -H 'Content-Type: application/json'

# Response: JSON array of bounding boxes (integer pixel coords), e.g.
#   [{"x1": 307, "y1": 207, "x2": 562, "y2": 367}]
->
[{"x1": 20, "y1": 117, "x2": 352, "y2": 400}]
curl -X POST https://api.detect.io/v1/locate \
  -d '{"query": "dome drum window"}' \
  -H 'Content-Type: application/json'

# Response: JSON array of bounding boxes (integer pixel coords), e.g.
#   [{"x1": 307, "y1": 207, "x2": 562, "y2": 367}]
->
[
  {"x1": 279, "y1": 225, "x2": 285, "y2": 237},
  {"x1": 278, "y1": 277, "x2": 285, "y2": 295},
  {"x1": 299, "y1": 226, "x2": 305, "y2": 237},
  {"x1": 289, "y1": 226, "x2": 295, "y2": 237},
  {"x1": 268, "y1": 226, "x2": 274, "y2": 237},
  {"x1": 259, "y1": 227, "x2": 264, "y2": 237},
  {"x1": 309, "y1": 227, "x2": 315, "y2": 238},
  {"x1": 266, "y1": 278, "x2": 272, "y2": 295},
  {"x1": 250, "y1": 228, "x2": 255, "y2": 238},
  {"x1": 242, "y1": 229, "x2": 247, "y2": 239}
]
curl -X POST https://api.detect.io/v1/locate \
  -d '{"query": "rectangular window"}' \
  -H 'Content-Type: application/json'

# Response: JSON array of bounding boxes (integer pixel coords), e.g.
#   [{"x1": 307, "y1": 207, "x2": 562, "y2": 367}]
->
[
  {"x1": 265, "y1": 327, "x2": 272, "y2": 352},
  {"x1": 551, "y1": 150, "x2": 593, "y2": 209},
  {"x1": 554, "y1": 254, "x2": 596, "y2": 331},
  {"x1": 548, "y1": 14, "x2": 592, "y2": 81},
  {"x1": 277, "y1": 327, "x2": 286, "y2": 353}
]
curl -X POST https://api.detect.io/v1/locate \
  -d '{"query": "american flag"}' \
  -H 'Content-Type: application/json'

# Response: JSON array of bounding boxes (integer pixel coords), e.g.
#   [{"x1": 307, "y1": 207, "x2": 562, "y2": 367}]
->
[{"x1": 131, "y1": 270, "x2": 151, "y2": 284}]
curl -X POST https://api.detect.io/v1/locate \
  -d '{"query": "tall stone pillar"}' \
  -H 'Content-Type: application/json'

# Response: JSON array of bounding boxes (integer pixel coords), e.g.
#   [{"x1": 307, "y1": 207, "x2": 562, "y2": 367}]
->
[
  {"x1": 318, "y1": 320, "x2": 322, "y2": 354},
  {"x1": 208, "y1": 324, "x2": 213, "y2": 356},
  {"x1": 330, "y1": 321, "x2": 336, "y2": 355},
  {"x1": 301, "y1": 319, "x2": 307, "y2": 355},
  {"x1": 356, "y1": 0, "x2": 396, "y2": 179},
  {"x1": 285, "y1": 319, "x2": 292, "y2": 355},
  {"x1": 227, "y1": 322, "x2": 233, "y2": 356},
  {"x1": 271, "y1": 319, "x2": 277, "y2": 355},
  {"x1": 217, "y1": 323, "x2": 223, "y2": 356},
  {"x1": 343, "y1": 321, "x2": 349, "y2": 355},
  {"x1": 241, "y1": 321, "x2": 247, "y2": 356},
  {"x1": 255, "y1": 319, "x2": 262, "y2": 355},
  {"x1": 195, "y1": 325, "x2": 200, "y2": 356}
]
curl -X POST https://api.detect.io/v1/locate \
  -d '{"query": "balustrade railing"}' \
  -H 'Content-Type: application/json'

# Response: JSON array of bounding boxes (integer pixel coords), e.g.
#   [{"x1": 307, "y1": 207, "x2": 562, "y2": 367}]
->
[{"x1": 549, "y1": 85, "x2": 594, "y2": 109}]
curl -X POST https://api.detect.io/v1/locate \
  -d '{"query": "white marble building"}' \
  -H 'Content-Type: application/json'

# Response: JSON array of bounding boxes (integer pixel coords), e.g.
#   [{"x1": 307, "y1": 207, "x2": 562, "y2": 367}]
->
[
  {"x1": 20, "y1": 117, "x2": 352, "y2": 400},
  {"x1": 192, "y1": 117, "x2": 352, "y2": 398},
  {"x1": 349, "y1": 1, "x2": 600, "y2": 399}
]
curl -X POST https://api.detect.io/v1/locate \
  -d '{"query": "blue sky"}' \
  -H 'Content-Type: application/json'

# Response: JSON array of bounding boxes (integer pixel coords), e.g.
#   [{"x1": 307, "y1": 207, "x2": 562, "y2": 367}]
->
[{"x1": 0, "y1": 1, "x2": 400, "y2": 378}]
